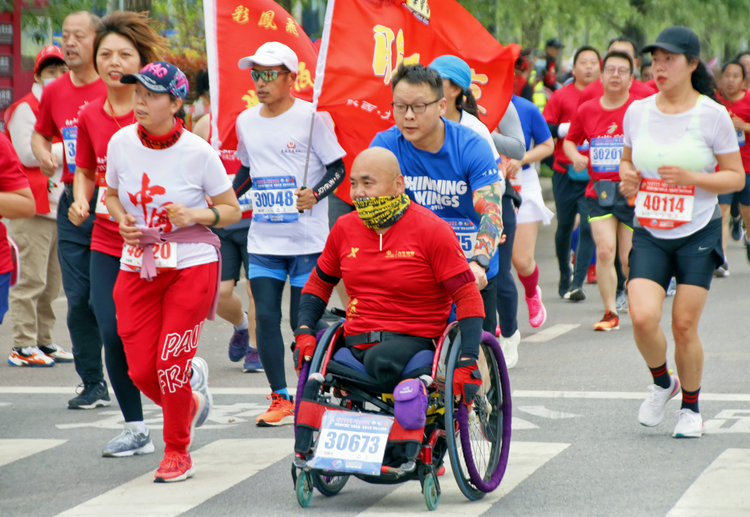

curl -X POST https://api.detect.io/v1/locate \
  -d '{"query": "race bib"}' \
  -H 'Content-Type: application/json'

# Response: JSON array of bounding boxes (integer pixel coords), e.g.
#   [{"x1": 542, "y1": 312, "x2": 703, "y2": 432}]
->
[
  {"x1": 120, "y1": 242, "x2": 177, "y2": 271},
  {"x1": 62, "y1": 126, "x2": 77, "y2": 174},
  {"x1": 309, "y1": 412, "x2": 394, "y2": 476},
  {"x1": 509, "y1": 175, "x2": 522, "y2": 193},
  {"x1": 94, "y1": 186, "x2": 112, "y2": 219},
  {"x1": 252, "y1": 176, "x2": 298, "y2": 223},
  {"x1": 590, "y1": 137, "x2": 623, "y2": 173},
  {"x1": 445, "y1": 218, "x2": 477, "y2": 259},
  {"x1": 737, "y1": 129, "x2": 746, "y2": 147},
  {"x1": 635, "y1": 178, "x2": 695, "y2": 229},
  {"x1": 238, "y1": 190, "x2": 253, "y2": 214}
]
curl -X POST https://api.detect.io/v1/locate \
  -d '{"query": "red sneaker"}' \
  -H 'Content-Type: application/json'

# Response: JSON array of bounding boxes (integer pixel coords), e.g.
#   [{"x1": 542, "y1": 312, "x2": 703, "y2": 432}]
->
[
  {"x1": 587, "y1": 264, "x2": 597, "y2": 284},
  {"x1": 256, "y1": 392, "x2": 294, "y2": 427},
  {"x1": 154, "y1": 451, "x2": 195, "y2": 483}
]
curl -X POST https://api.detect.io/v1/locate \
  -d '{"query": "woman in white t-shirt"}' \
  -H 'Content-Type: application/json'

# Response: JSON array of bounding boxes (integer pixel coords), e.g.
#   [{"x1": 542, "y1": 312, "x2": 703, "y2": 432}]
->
[
  {"x1": 105, "y1": 62, "x2": 240, "y2": 482},
  {"x1": 619, "y1": 27, "x2": 744, "y2": 439}
]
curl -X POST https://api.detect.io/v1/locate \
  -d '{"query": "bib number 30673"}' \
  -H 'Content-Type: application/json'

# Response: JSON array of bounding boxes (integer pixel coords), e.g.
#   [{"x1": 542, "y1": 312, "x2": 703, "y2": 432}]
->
[
  {"x1": 120, "y1": 242, "x2": 177, "y2": 271},
  {"x1": 635, "y1": 178, "x2": 694, "y2": 229}
]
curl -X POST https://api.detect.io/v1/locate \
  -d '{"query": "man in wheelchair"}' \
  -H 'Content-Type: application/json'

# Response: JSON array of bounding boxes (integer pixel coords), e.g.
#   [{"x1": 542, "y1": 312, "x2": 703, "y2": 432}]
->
[{"x1": 293, "y1": 146, "x2": 486, "y2": 404}]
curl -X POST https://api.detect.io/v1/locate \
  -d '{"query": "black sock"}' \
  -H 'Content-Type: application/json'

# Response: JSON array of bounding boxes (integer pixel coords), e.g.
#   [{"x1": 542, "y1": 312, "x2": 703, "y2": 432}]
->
[
  {"x1": 649, "y1": 363, "x2": 671, "y2": 389},
  {"x1": 681, "y1": 387, "x2": 700, "y2": 413}
]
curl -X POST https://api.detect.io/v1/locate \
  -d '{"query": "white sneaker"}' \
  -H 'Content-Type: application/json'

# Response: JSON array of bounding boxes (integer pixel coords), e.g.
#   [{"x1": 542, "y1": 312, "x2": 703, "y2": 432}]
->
[
  {"x1": 638, "y1": 375, "x2": 680, "y2": 427},
  {"x1": 673, "y1": 409, "x2": 704, "y2": 438},
  {"x1": 499, "y1": 329, "x2": 521, "y2": 370}
]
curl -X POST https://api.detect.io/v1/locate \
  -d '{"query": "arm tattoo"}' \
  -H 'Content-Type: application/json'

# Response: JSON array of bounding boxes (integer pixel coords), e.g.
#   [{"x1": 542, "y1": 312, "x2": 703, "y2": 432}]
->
[{"x1": 472, "y1": 181, "x2": 503, "y2": 259}]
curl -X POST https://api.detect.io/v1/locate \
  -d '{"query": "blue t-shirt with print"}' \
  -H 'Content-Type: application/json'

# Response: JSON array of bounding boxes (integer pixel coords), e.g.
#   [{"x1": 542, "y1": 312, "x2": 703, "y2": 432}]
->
[
  {"x1": 370, "y1": 118, "x2": 501, "y2": 278},
  {"x1": 511, "y1": 94, "x2": 553, "y2": 171}
]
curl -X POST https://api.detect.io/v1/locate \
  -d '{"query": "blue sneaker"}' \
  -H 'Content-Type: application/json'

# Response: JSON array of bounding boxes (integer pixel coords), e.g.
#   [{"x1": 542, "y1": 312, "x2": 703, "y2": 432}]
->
[
  {"x1": 102, "y1": 425, "x2": 155, "y2": 457},
  {"x1": 228, "y1": 326, "x2": 250, "y2": 362},
  {"x1": 243, "y1": 346, "x2": 264, "y2": 373}
]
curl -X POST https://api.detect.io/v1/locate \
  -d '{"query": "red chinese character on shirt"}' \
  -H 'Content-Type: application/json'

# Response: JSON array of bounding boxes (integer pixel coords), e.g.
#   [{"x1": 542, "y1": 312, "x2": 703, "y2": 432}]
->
[{"x1": 128, "y1": 173, "x2": 173, "y2": 232}]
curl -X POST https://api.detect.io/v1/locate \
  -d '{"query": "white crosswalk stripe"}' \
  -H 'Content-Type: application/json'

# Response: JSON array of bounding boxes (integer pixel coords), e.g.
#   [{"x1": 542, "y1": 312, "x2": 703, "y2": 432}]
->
[
  {"x1": 54, "y1": 439, "x2": 294, "y2": 517},
  {"x1": 0, "y1": 439, "x2": 67, "y2": 468}
]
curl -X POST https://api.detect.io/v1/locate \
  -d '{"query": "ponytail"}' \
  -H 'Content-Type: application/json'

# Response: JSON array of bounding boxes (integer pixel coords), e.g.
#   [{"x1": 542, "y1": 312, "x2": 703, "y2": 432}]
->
[
  {"x1": 457, "y1": 88, "x2": 479, "y2": 118},
  {"x1": 686, "y1": 54, "x2": 717, "y2": 101}
]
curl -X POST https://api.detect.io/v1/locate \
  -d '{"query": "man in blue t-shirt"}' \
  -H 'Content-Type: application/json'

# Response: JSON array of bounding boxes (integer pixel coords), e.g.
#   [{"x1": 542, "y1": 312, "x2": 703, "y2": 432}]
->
[{"x1": 370, "y1": 63, "x2": 504, "y2": 333}]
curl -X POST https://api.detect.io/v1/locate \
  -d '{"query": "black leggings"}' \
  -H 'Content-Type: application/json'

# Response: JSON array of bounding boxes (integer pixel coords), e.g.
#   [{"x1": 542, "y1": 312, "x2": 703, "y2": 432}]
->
[
  {"x1": 250, "y1": 276, "x2": 302, "y2": 392},
  {"x1": 496, "y1": 195, "x2": 518, "y2": 338},
  {"x1": 351, "y1": 336, "x2": 434, "y2": 389},
  {"x1": 90, "y1": 251, "x2": 143, "y2": 422}
]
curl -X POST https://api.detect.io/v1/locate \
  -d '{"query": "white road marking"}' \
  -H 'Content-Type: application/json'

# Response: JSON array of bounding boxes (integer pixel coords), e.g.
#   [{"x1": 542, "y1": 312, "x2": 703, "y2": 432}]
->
[
  {"x1": 517, "y1": 406, "x2": 581, "y2": 419},
  {"x1": 0, "y1": 439, "x2": 67, "y2": 468},
  {"x1": 522, "y1": 324, "x2": 580, "y2": 343},
  {"x1": 705, "y1": 410, "x2": 750, "y2": 434},
  {"x1": 667, "y1": 448, "x2": 750, "y2": 516},
  {"x1": 355, "y1": 441, "x2": 568, "y2": 516},
  {"x1": 512, "y1": 418, "x2": 539, "y2": 430},
  {"x1": 55, "y1": 439, "x2": 293, "y2": 517},
  {"x1": 0, "y1": 386, "x2": 271, "y2": 395}
]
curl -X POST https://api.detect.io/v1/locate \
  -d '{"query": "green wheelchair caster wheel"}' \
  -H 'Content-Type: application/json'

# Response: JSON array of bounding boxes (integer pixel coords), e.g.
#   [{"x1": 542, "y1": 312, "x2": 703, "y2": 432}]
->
[{"x1": 296, "y1": 470, "x2": 313, "y2": 508}]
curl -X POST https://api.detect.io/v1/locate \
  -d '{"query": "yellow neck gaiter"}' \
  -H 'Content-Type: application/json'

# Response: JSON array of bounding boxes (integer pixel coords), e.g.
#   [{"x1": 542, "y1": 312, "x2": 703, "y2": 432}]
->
[{"x1": 353, "y1": 194, "x2": 410, "y2": 230}]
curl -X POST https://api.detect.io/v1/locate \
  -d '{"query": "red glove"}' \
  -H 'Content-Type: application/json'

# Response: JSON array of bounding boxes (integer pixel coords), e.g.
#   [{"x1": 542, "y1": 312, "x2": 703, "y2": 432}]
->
[
  {"x1": 452, "y1": 360, "x2": 482, "y2": 406},
  {"x1": 293, "y1": 333, "x2": 317, "y2": 371}
]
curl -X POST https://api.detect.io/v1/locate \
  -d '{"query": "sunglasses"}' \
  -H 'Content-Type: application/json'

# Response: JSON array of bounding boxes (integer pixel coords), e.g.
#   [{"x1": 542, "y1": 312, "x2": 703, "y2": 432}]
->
[{"x1": 250, "y1": 69, "x2": 290, "y2": 82}]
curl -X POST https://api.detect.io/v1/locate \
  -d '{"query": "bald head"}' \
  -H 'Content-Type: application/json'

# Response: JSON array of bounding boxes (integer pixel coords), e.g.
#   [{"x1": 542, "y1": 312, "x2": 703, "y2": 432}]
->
[{"x1": 350, "y1": 147, "x2": 406, "y2": 200}]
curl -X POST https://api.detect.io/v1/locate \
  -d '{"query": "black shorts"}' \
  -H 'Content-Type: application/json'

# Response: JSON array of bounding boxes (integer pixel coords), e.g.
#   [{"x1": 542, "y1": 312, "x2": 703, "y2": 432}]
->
[
  {"x1": 718, "y1": 173, "x2": 750, "y2": 206},
  {"x1": 586, "y1": 190, "x2": 635, "y2": 229},
  {"x1": 628, "y1": 217, "x2": 723, "y2": 291},
  {"x1": 212, "y1": 225, "x2": 249, "y2": 283}
]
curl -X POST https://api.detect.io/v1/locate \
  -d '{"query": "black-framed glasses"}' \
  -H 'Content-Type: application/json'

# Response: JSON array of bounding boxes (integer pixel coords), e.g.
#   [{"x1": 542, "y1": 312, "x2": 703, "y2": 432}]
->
[
  {"x1": 391, "y1": 99, "x2": 440, "y2": 114},
  {"x1": 251, "y1": 69, "x2": 290, "y2": 82}
]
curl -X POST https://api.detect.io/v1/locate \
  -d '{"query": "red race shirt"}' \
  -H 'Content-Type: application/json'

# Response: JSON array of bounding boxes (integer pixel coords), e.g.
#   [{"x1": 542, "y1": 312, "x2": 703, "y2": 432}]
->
[
  {"x1": 0, "y1": 133, "x2": 31, "y2": 274},
  {"x1": 578, "y1": 79, "x2": 655, "y2": 107},
  {"x1": 317, "y1": 203, "x2": 471, "y2": 341},
  {"x1": 33, "y1": 72, "x2": 106, "y2": 184},
  {"x1": 566, "y1": 95, "x2": 635, "y2": 198},
  {"x1": 717, "y1": 91, "x2": 750, "y2": 172},
  {"x1": 544, "y1": 83, "x2": 585, "y2": 173},
  {"x1": 76, "y1": 97, "x2": 135, "y2": 257}
]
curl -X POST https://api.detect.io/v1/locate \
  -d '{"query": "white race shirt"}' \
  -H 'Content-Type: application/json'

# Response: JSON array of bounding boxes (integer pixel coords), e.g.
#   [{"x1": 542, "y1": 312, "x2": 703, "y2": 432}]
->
[
  {"x1": 235, "y1": 98, "x2": 346, "y2": 256},
  {"x1": 460, "y1": 111, "x2": 501, "y2": 162},
  {"x1": 105, "y1": 125, "x2": 232, "y2": 269}
]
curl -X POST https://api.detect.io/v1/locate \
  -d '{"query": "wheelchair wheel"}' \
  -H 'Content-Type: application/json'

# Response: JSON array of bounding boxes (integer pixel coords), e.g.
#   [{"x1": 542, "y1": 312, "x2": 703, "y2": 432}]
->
[
  {"x1": 444, "y1": 333, "x2": 512, "y2": 500},
  {"x1": 423, "y1": 471, "x2": 440, "y2": 511},
  {"x1": 295, "y1": 470, "x2": 313, "y2": 508},
  {"x1": 311, "y1": 472, "x2": 349, "y2": 497}
]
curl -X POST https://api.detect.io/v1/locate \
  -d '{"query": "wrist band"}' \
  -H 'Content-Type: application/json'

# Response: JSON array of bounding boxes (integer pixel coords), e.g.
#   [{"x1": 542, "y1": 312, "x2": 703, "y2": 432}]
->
[
  {"x1": 294, "y1": 327, "x2": 316, "y2": 337},
  {"x1": 208, "y1": 206, "x2": 220, "y2": 227}
]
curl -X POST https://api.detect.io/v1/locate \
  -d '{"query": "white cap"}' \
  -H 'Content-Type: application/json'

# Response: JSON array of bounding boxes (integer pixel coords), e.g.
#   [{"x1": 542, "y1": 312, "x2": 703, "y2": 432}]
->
[{"x1": 238, "y1": 42, "x2": 299, "y2": 74}]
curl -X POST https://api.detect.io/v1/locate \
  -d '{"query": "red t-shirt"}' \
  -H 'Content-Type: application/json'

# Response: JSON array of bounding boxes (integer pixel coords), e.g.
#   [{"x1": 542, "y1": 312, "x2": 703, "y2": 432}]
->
[
  {"x1": 76, "y1": 97, "x2": 135, "y2": 257},
  {"x1": 0, "y1": 133, "x2": 31, "y2": 274},
  {"x1": 578, "y1": 79, "x2": 655, "y2": 107},
  {"x1": 33, "y1": 72, "x2": 107, "y2": 184},
  {"x1": 543, "y1": 82, "x2": 585, "y2": 173},
  {"x1": 717, "y1": 91, "x2": 750, "y2": 172},
  {"x1": 566, "y1": 95, "x2": 635, "y2": 198},
  {"x1": 644, "y1": 78, "x2": 658, "y2": 93},
  {"x1": 317, "y1": 203, "x2": 471, "y2": 341}
]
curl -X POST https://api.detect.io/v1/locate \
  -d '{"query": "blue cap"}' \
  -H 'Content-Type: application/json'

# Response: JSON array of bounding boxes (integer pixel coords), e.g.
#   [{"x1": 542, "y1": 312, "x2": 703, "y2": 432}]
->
[
  {"x1": 121, "y1": 61, "x2": 190, "y2": 99},
  {"x1": 429, "y1": 55, "x2": 472, "y2": 93}
]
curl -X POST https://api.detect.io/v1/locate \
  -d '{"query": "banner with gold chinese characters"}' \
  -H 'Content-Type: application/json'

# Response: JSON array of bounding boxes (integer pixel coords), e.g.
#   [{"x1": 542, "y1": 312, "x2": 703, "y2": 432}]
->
[
  {"x1": 204, "y1": 0, "x2": 319, "y2": 163},
  {"x1": 313, "y1": 0, "x2": 520, "y2": 204}
]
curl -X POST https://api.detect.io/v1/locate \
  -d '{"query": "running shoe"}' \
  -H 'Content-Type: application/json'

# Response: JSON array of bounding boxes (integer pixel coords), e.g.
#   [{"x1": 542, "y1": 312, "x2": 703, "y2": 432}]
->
[
  {"x1": 638, "y1": 375, "x2": 680, "y2": 427},
  {"x1": 563, "y1": 287, "x2": 586, "y2": 302},
  {"x1": 188, "y1": 391, "x2": 206, "y2": 451},
  {"x1": 673, "y1": 409, "x2": 704, "y2": 438},
  {"x1": 558, "y1": 273, "x2": 571, "y2": 298},
  {"x1": 499, "y1": 329, "x2": 521, "y2": 370},
  {"x1": 731, "y1": 215, "x2": 743, "y2": 241},
  {"x1": 102, "y1": 425, "x2": 155, "y2": 457},
  {"x1": 586, "y1": 264, "x2": 597, "y2": 284},
  {"x1": 525, "y1": 286, "x2": 547, "y2": 328},
  {"x1": 666, "y1": 277, "x2": 677, "y2": 297},
  {"x1": 745, "y1": 237, "x2": 750, "y2": 263},
  {"x1": 190, "y1": 357, "x2": 212, "y2": 428},
  {"x1": 256, "y1": 392, "x2": 294, "y2": 427},
  {"x1": 154, "y1": 451, "x2": 195, "y2": 483},
  {"x1": 615, "y1": 290, "x2": 628, "y2": 312},
  {"x1": 714, "y1": 260, "x2": 730, "y2": 277},
  {"x1": 243, "y1": 346, "x2": 263, "y2": 372},
  {"x1": 68, "y1": 381, "x2": 110, "y2": 409},
  {"x1": 593, "y1": 311, "x2": 619, "y2": 331},
  {"x1": 38, "y1": 344, "x2": 73, "y2": 363},
  {"x1": 228, "y1": 322, "x2": 250, "y2": 362},
  {"x1": 8, "y1": 346, "x2": 55, "y2": 367}
]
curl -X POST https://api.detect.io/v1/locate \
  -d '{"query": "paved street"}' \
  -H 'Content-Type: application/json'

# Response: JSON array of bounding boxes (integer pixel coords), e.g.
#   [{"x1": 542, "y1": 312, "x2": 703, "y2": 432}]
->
[{"x1": 2, "y1": 198, "x2": 750, "y2": 517}]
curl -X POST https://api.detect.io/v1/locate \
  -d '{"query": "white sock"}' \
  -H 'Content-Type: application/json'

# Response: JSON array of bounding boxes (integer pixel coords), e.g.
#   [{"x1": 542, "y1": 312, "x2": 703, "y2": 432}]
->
[
  {"x1": 234, "y1": 312, "x2": 249, "y2": 331},
  {"x1": 124, "y1": 421, "x2": 148, "y2": 434}
]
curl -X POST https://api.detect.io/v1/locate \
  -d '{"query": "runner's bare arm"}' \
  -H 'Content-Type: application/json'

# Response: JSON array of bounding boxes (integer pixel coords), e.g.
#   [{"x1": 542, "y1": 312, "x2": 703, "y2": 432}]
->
[
  {"x1": 658, "y1": 151, "x2": 743, "y2": 194},
  {"x1": 618, "y1": 146, "x2": 640, "y2": 198},
  {"x1": 106, "y1": 187, "x2": 141, "y2": 246},
  {"x1": 562, "y1": 140, "x2": 589, "y2": 172},
  {"x1": 472, "y1": 181, "x2": 504, "y2": 260},
  {"x1": 0, "y1": 187, "x2": 35, "y2": 219},
  {"x1": 508, "y1": 138, "x2": 554, "y2": 178},
  {"x1": 30, "y1": 131, "x2": 57, "y2": 177},
  {"x1": 168, "y1": 188, "x2": 240, "y2": 228},
  {"x1": 69, "y1": 166, "x2": 96, "y2": 226}
]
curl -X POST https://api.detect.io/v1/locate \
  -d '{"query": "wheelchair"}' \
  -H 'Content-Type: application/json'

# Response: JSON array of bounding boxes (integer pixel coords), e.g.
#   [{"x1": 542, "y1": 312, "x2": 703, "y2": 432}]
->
[{"x1": 291, "y1": 317, "x2": 513, "y2": 511}]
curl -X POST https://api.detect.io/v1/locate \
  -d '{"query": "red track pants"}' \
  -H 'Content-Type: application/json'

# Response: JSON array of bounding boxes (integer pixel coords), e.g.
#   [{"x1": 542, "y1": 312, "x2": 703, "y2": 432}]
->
[{"x1": 113, "y1": 262, "x2": 217, "y2": 453}]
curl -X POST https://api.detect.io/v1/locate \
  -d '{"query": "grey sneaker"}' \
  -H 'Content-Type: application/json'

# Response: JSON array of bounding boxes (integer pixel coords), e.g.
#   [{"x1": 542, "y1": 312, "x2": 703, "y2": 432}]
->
[
  {"x1": 615, "y1": 290, "x2": 628, "y2": 312},
  {"x1": 191, "y1": 357, "x2": 212, "y2": 427},
  {"x1": 68, "y1": 381, "x2": 111, "y2": 409},
  {"x1": 102, "y1": 426, "x2": 155, "y2": 457}
]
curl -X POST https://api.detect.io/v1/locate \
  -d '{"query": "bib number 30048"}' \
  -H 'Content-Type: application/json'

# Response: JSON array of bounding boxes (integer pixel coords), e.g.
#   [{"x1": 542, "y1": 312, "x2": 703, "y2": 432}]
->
[
  {"x1": 252, "y1": 176, "x2": 298, "y2": 223},
  {"x1": 120, "y1": 242, "x2": 177, "y2": 271},
  {"x1": 635, "y1": 178, "x2": 695, "y2": 229}
]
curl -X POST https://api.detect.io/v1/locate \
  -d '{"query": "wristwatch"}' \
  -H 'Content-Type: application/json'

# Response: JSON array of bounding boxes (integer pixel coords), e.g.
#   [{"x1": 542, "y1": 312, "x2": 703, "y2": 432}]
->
[{"x1": 469, "y1": 254, "x2": 490, "y2": 272}]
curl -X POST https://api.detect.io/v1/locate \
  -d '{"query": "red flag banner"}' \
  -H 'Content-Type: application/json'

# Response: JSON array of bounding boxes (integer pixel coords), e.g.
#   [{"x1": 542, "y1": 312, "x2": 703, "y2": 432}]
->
[
  {"x1": 314, "y1": 0, "x2": 520, "y2": 204},
  {"x1": 204, "y1": 0, "x2": 319, "y2": 168}
]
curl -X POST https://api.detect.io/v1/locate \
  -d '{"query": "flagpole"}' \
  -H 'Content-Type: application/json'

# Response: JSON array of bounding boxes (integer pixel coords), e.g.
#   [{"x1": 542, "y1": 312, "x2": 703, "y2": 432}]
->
[{"x1": 299, "y1": 0, "x2": 336, "y2": 214}]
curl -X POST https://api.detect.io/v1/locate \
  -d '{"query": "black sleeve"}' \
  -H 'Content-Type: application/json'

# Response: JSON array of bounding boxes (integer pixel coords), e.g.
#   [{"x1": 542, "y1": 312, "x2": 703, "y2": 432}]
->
[
  {"x1": 311, "y1": 158, "x2": 345, "y2": 201},
  {"x1": 547, "y1": 123, "x2": 560, "y2": 139},
  {"x1": 521, "y1": 83, "x2": 534, "y2": 103},
  {"x1": 233, "y1": 165, "x2": 252, "y2": 197},
  {"x1": 457, "y1": 316, "x2": 482, "y2": 360},
  {"x1": 297, "y1": 293, "x2": 329, "y2": 330}
]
